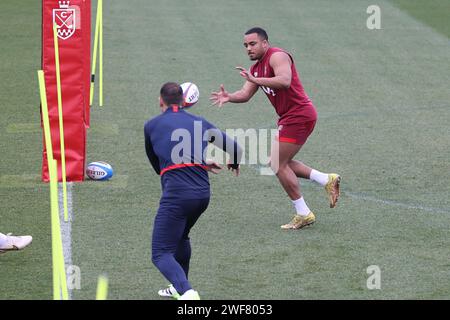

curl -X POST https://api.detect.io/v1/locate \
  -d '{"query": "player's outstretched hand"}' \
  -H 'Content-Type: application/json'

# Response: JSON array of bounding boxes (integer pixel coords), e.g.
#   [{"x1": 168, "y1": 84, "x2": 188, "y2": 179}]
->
[
  {"x1": 210, "y1": 84, "x2": 230, "y2": 108},
  {"x1": 235, "y1": 66, "x2": 249, "y2": 80},
  {"x1": 205, "y1": 159, "x2": 223, "y2": 174},
  {"x1": 227, "y1": 162, "x2": 240, "y2": 177},
  {"x1": 235, "y1": 66, "x2": 255, "y2": 83}
]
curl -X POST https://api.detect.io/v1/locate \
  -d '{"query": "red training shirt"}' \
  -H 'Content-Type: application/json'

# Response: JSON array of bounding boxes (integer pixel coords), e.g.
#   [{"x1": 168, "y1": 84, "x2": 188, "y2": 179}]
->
[{"x1": 250, "y1": 47, "x2": 317, "y2": 126}]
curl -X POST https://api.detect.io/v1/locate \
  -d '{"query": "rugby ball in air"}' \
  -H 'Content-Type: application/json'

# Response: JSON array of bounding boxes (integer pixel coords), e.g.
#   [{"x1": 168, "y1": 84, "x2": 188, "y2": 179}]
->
[
  {"x1": 86, "y1": 161, "x2": 113, "y2": 181},
  {"x1": 181, "y1": 82, "x2": 199, "y2": 108}
]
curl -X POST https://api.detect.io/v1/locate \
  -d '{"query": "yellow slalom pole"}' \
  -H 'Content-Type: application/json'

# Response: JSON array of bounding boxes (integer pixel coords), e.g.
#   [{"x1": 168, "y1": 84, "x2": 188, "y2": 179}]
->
[
  {"x1": 90, "y1": 0, "x2": 101, "y2": 106},
  {"x1": 38, "y1": 70, "x2": 69, "y2": 300},
  {"x1": 50, "y1": 158, "x2": 69, "y2": 300},
  {"x1": 99, "y1": 0, "x2": 103, "y2": 107},
  {"x1": 38, "y1": 71, "x2": 54, "y2": 164},
  {"x1": 49, "y1": 159, "x2": 61, "y2": 300},
  {"x1": 38, "y1": 70, "x2": 60, "y2": 300},
  {"x1": 54, "y1": 185, "x2": 69, "y2": 300},
  {"x1": 96, "y1": 275, "x2": 109, "y2": 300},
  {"x1": 50, "y1": 161, "x2": 69, "y2": 299},
  {"x1": 53, "y1": 23, "x2": 69, "y2": 222}
]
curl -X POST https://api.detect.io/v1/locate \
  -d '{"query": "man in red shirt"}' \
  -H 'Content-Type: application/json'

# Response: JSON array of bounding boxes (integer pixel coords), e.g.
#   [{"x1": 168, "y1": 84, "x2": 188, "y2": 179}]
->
[{"x1": 210, "y1": 27, "x2": 341, "y2": 230}]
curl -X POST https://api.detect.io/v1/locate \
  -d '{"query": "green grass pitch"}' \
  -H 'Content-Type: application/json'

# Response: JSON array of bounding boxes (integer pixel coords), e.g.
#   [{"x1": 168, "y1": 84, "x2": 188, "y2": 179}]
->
[{"x1": 0, "y1": 0, "x2": 449, "y2": 299}]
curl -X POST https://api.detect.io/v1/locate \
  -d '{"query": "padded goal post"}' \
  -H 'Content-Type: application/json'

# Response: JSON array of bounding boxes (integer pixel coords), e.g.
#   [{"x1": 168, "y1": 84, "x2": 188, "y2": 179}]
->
[{"x1": 41, "y1": 0, "x2": 91, "y2": 182}]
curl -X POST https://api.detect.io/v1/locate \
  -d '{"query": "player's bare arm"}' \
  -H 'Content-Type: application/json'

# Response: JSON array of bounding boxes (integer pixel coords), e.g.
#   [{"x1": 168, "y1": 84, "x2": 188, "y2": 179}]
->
[
  {"x1": 238, "y1": 52, "x2": 292, "y2": 89},
  {"x1": 227, "y1": 160, "x2": 240, "y2": 177},
  {"x1": 210, "y1": 81, "x2": 258, "y2": 107}
]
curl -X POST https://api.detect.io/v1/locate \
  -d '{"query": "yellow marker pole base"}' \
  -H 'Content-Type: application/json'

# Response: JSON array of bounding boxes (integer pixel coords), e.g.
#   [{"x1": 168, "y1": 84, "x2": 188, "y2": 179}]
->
[
  {"x1": 49, "y1": 159, "x2": 61, "y2": 300},
  {"x1": 96, "y1": 275, "x2": 109, "y2": 300}
]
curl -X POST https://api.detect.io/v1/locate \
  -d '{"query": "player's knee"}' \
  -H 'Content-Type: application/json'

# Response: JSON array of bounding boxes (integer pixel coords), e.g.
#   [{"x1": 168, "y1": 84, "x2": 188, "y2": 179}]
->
[
  {"x1": 151, "y1": 251, "x2": 166, "y2": 267},
  {"x1": 273, "y1": 162, "x2": 289, "y2": 175},
  {"x1": 269, "y1": 160, "x2": 277, "y2": 173},
  {"x1": 151, "y1": 254, "x2": 160, "y2": 266}
]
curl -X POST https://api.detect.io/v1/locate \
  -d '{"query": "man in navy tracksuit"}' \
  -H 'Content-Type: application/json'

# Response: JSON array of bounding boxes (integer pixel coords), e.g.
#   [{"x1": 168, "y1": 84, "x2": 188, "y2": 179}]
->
[{"x1": 144, "y1": 82, "x2": 242, "y2": 300}]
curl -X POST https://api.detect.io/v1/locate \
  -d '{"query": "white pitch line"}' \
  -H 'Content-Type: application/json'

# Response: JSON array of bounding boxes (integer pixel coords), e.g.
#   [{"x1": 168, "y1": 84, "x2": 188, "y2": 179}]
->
[
  {"x1": 59, "y1": 182, "x2": 73, "y2": 299},
  {"x1": 344, "y1": 191, "x2": 450, "y2": 215},
  {"x1": 247, "y1": 165, "x2": 450, "y2": 214}
]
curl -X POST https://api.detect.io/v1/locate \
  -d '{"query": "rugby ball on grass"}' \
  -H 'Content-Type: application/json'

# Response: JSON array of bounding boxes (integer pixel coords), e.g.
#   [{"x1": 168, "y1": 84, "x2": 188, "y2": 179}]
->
[
  {"x1": 181, "y1": 82, "x2": 199, "y2": 108},
  {"x1": 86, "y1": 161, "x2": 113, "y2": 181}
]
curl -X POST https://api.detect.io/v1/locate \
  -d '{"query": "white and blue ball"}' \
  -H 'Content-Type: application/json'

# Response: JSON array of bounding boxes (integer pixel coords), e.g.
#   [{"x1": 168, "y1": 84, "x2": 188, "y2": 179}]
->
[
  {"x1": 181, "y1": 82, "x2": 200, "y2": 108},
  {"x1": 86, "y1": 161, "x2": 113, "y2": 181}
]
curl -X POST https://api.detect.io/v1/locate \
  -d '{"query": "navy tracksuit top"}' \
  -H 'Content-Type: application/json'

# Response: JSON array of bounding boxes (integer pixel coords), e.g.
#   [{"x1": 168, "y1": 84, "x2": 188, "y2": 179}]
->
[{"x1": 144, "y1": 106, "x2": 241, "y2": 199}]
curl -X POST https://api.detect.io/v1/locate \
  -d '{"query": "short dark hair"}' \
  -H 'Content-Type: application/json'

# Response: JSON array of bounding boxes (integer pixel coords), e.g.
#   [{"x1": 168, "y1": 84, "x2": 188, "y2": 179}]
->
[
  {"x1": 160, "y1": 82, "x2": 183, "y2": 105},
  {"x1": 245, "y1": 27, "x2": 268, "y2": 41}
]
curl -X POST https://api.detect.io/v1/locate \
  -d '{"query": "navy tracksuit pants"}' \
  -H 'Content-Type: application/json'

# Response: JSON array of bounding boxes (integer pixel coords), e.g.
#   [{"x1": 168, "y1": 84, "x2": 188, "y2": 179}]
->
[{"x1": 151, "y1": 197, "x2": 210, "y2": 295}]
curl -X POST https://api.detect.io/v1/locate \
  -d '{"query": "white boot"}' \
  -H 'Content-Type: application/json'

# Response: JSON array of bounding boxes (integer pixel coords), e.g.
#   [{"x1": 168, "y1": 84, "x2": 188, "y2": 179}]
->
[
  {"x1": 0, "y1": 233, "x2": 33, "y2": 254},
  {"x1": 158, "y1": 284, "x2": 180, "y2": 299}
]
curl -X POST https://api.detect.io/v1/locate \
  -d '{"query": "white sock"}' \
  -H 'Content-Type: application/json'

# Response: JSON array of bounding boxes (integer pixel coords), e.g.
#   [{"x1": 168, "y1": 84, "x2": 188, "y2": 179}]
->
[
  {"x1": 0, "y1": 233, "x2": 7, "y2": 247},
  {"x1": 292, "y1": 197, "x2": 311, "y2": 216},
  {"x1": 310, "y1": 169, "x2": 329, "y2": 186}
]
